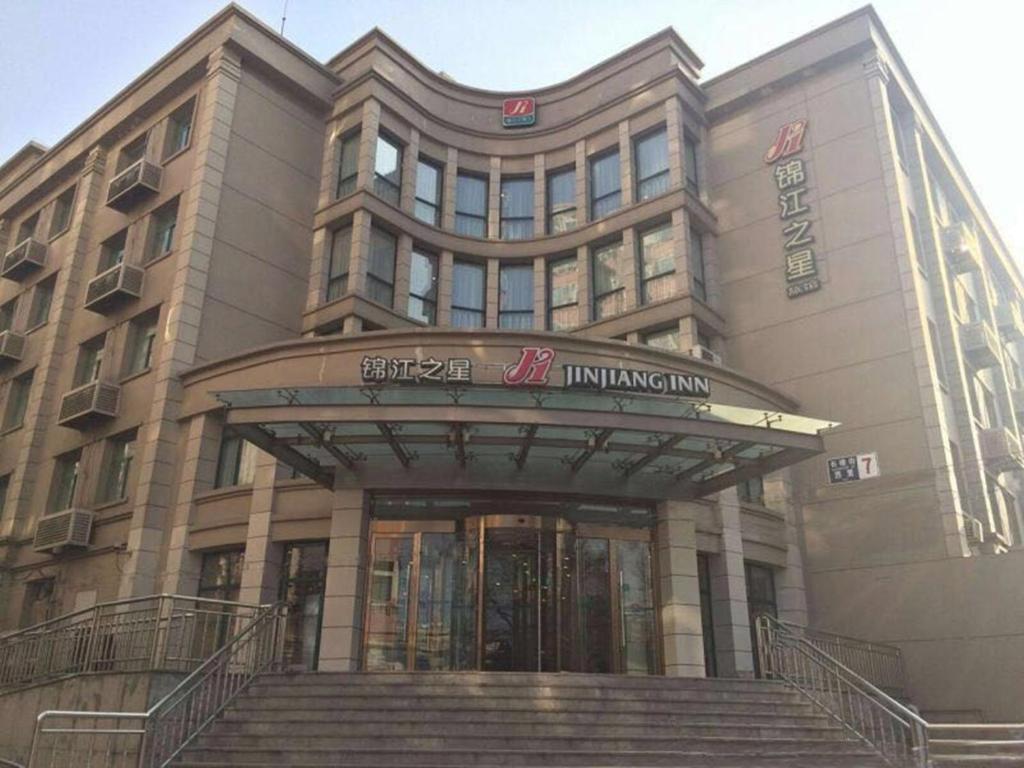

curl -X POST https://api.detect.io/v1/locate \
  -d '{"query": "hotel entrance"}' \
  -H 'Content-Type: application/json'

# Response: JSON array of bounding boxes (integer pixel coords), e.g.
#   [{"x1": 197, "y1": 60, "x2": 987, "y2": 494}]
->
[{"x1": 363, "y1": 497, "x2": 657, "y2": 674}]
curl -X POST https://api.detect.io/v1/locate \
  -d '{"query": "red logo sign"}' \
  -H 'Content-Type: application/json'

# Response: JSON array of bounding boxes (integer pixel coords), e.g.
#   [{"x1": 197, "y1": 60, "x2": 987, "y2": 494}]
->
[
  {"x1": 502, "y1": 98, "x2": 536, "y2": 128},
  {"x1": 504, "y1": 346, "x2": 554, "y2": 385},
  {"x1": 764, "y1": 119, "x2": 808, "y2": 164}
]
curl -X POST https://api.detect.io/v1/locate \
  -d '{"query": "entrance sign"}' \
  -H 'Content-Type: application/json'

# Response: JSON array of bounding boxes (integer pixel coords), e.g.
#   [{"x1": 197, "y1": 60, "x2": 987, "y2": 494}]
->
[
  {"x1": 361, "y1": 355, "x2": 472, "y2": 384},
  {"x1": 504, "y1": 346, "x2": 554, "y2": 385},
  {"x1": 564, "y1": 364, "x2": 710, "y2": 398},
  {"x1": 827, "y1": 452, "x2": 880, "y2": 483},
  {"x1": 502, "y1": 97, "x2": 536, "y2": 128}
]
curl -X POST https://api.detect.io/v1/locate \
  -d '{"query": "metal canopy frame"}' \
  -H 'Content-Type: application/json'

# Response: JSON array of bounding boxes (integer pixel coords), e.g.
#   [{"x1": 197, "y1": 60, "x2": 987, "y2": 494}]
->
[{"x1": 214, "y1": 384, "x2": 836, "y2": 498}]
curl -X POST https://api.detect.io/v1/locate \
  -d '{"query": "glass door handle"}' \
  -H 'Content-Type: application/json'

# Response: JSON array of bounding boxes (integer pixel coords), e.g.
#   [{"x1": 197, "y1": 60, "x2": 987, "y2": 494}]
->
[{"x1": 618, "y1": 569, "x2": 627, "y2": 652}]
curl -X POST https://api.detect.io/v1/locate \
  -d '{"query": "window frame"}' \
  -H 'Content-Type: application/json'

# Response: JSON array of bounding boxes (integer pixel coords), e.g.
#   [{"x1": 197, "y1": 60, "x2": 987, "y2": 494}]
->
[
  {"x1": 162, "y1": 97, "x2": 197, "y2": 162},
  {"x1": 123, "y1": 309, "x2": 159, "y2": 378},
  {"x1": 116, "y1": 133, "x2": 148, "y2": 175},
  {"x1": 546, "y1": 167, "x2": 577, "y2": 234},
  {"x1": 73, "y1": 334, "x2": 106, "y2": 388},
  {"x1": 684, "y1": 133, "x2": 700, "y2": 195},
  {"x1": 0, "y1": 296, "x2": 17, "y2": 334},
  {"x1": 638, "y1": 222, "x2": 676, "y2": 305},
  {"x1": 408, "y1": 249, "x2": 438, "y2": 325},
  {"x1": 99, "y1": 229, "x2": 128, "y2": 273},
  {"x1": 49, "y1": 449, "x2": 82, "y2": 513},
  {"x1": 591, "y1": 240, "x2": 627, "y2": 321},
  {"x1": 335, "y1": 131, "x2": 361, "y2": 199},
  {"x1": 414, "y1": 156, "x2": 443, "y2": 226},
  {"x1": 48, "y1": 186, "x2": 77, "y2": 241},
  {"x1": 2, "y1": 370, "x2": 33, "y2": 432},
  {"x1": 146, "y1": 197, "x2": 179, "y2": 263},
  {"x1": 689, "y1": 227, "x2": 707, "y2": 302},
  {"x1": 97, "y1": 431, "x2": 137, "y2": 504},
  {"x1": 643, "y1": 326, "x2": 680, "y2": 352},
  {"x1": 366, "y1": 227, "x2": 397, "y2": 308},
  {"x1": 498, "y1": 263, "x2": 534, "y2": 329},
  {"x1": 499, "y1": 176, "x2": 535, "y2": 240},
  {"x1": 455, "y1": 172, "x2": 488, "y2": 237},
  {"x1": 633, "y1": 127, "x2": 671, "y2": 202},
  {"x1": 26, "y1": 275, "x2": 55, "y2": 331},
  {"x1": 372, "y1": 132, "x2": 403, "y2": 206},
  {"x1": 589, "y1": 149, "x2": 622, "y2": 220},
  {"x1": 547, "y1": 256, "x2": 579, "y2": 331},
  {"x1": 451, "y1": 260, "x2": 486, "y2": 328},
  {"x1": 215, "y1": 429, "x2": 258, "y2": 489}
]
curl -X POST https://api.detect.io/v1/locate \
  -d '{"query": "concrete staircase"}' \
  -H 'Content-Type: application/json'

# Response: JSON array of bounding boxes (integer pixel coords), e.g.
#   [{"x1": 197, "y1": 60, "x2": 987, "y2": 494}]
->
[{"x1": 172, "y1": 671, "x2": 888, "y2": 767}]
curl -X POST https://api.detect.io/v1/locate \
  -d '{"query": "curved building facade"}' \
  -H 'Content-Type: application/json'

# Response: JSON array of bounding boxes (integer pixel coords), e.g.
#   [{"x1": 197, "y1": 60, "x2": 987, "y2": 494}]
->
[{"x1": 1, "y1": 4, "x2": 1023, "y2": 721}]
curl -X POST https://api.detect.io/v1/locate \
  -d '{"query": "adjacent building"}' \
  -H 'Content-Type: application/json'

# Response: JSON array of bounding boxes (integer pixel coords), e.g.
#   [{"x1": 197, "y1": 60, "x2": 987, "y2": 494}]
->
[{"x1": 0, "y1": 3, "x2": 1021, "y2": 722}]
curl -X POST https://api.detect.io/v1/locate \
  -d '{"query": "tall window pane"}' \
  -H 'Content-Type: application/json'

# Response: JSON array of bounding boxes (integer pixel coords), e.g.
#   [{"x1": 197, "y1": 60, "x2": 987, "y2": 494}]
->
[
  {"x1": 163, "y1": 97, "x2": 196, "y2": 160},
  {"x1": 147, "y1": 197, "x2": 179, "y2": 262},
  {"x1": 499, "y1": 264, "x2": 533, "y2": 328},
  {"x1": 336, "y1": 132, "x2": 360, "y2": 198},
  {"x1": 414, "y1": 158, "x2": 442, "y2": 225},
  {"x1": 98, "y1": 431, "x2": 136, "y2": 503},
  {"x1": 590, "y1": 151, "x2": 621, "y2": 219},
  {"x1": 689, "y1": 228, "x2": 707, "y2": 301},
  {"x1": 408, "y1": 250, "x2": 438, "y2": 325},
  {"x1": 684, "y1": 135, "x2": 700, "y2": 194},
  {"x1": 455, "y1": 174, "x2": 488, "y2": 237},
  {"x1": 635, "y1": 129, "x2": 670, "y2": 201},
  {"x1": 0, "y1": 298, "x2": 16, "y2": 333},
  {"x1": 0, "y1": 475, "x2": 9, "y2": 524},
  {"x1": 548, "y1": 257, "x2": 578, "y2": 331},
  {"x1": 500, "y1": 178, "x2": 534, "y2": 240},
  {"x1": 27, "y1": 276, "x2": 54, "y2": 329},
  {"x1": 452, "y1": 261, "x2": 485, "y2": 327},
  {"x1": 99, "y1": 230, "x2": 127, "y2": 272},
  {"x1": 73, "y1": 335, "x2": 105, "y2": 388},
  {"x1": 48, "y1": 186, "x2": 76, "y2": 239},
  {"x1": 547, "y1": 169, "x2": 577, "y2": 234},
  {"x1": 644, "y1": 327, "x2": 679, "y2": 351},
  {"x1": 367, "y1": 228, "x2": 397, "y2": 307},
  {"x1": 327, "y1": 227, "x2": 352, "y2": 301},
  {"x1": 215, "y1": 429, "x2": 258, "y2": 488},
  {"x1": 640, "y1": 223, "x2": 676, "y2": 304},
  {"x1": 49, "y1": 450, "x2": 81, "y2": 512},
  {"x1": 124, "y1": 310, "x2": 158, "y2": 376},
  {"x1": 3, "y1": 371, "x2": 33, "y2": 431},
  {"x1": 592, "y1": 241, "x2": 627, "y2": 320},
  {"x1": 373, "y1": 134, "x2": 402, "y2": 205}
]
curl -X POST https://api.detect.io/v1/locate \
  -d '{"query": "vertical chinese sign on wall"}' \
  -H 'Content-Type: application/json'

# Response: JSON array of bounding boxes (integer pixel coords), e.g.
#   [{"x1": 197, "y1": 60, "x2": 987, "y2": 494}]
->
[{"x1": 765, "y1": 119, "x2": 821, "y2": 298}]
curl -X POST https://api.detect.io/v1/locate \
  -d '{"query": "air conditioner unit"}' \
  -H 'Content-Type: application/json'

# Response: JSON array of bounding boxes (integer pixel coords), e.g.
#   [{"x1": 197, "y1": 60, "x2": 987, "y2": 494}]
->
[
  {"x1": 964, "y1": 516, "x2": 985, "y2": 545},
  {"x1": 690, "y1": 345, "x2": 722, "y2": 365},
  {"x1": 33, "y1": 509, "x2": 94, "y2": 553},
  {"x1": 57, "y1": 381, "x2": 121, "y2": 429},
  {"x1": 1, "y1": 237, "x2": 47, "y2": 281},
  {"x1": 0, "y1": 330, "x2": 26, "y2": 364},
  {"x1": 106, "y1": 159, "x2": 162, "y2": 212},
  {"x1": 84, "y1": 262, "x2": 144, "y2": 313}
]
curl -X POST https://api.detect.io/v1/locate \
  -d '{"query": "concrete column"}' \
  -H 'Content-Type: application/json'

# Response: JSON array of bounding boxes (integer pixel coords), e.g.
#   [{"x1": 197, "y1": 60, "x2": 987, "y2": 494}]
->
[
  {"x1": 702, "y1": 227, "x2": 722, "y2": 311},
  {"x1": 238, "y1": 450, "x2": 283, "y2": 605},
  {"x1": 437, "y1": 250, "x2": 454, "y2": 326},
  {"x1": 355, "y1": 99, "x2": 381, "y2": 193},
  {"x1": 347, "y1": 209, "x2": 372, "y2": 295},
  {"x1": 576, "y1": 245, "x2": 591, "y2": 325},
  {"x1": 533, "y1": 153, "x2": 546, "y2": 236},
  {"x1": 710, "y1": 487, "x2": 755, "y2": 677},
  {"x1": 441, "y1": 147, "x2": 458, "y2": 230},
  {"x1": 618, "y1": 119, "x2": 634, "y2": 208},
  {"x1": 574, "y1": 140, "x2": 587, "y2": 225},
  {"x1": 119, "y1": 46, "x2": 243, "y2": 597},
  {"x1": 665, "y1": 97, "x2": 685, "y2": 190},
  {"x1": 533, "y1": 256, "x2": 546, "y2": 330},
  {"x1": 318, "y1": 488, "x2": 370, "y2": 671},
  {"x1": 399, "y1": 128, "x2": 420, "y2": 214},
  {"x1": 655, "y1": 500, "x2": 705, "y2": 677},
  {"x1": 161, "y1": 413, "x2": 220, "y2": 594},
  {"x1": 670, "y1": 207, "x2": 692, "y2": 300},
  {"x1": 678, "y1": 316, "x2": 700, "y2": 352},
  {"x1": 394, "y1": 233, "x2": 413, "y2": 317},
  {"x1": 764, "y1": 469, "x2": 809, "y2": 626},
  {"x1": 621, "y1": 227, "x2": 639, "y2": 311},
  {"x1": 488, "y1": 156, "x2": 501, "y2": 239},
  {"x1": 486, "y1": 258, "x2": 499, "y2": 328}
]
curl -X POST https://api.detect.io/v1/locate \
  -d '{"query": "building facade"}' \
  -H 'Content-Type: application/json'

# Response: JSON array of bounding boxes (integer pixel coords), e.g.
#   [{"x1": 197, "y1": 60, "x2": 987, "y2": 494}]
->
[{"x1": 0, "y1": 4, "x2": 1021, "y2": 721}]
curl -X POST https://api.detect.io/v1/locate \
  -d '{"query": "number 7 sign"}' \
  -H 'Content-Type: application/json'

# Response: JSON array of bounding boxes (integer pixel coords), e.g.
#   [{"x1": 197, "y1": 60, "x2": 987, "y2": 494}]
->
[{"x1": 857, "y1": 452, "x2": 880, "y2": 479}]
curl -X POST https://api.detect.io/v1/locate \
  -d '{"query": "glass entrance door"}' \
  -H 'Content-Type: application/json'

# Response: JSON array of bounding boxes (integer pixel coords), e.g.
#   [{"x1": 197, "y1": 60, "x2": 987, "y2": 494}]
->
[{"x1": 279, "y1": 541, "x2": 328, "y2": 670}]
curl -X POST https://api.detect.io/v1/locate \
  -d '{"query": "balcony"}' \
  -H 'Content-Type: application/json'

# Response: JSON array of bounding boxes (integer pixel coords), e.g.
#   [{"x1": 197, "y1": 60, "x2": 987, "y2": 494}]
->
[
  {"x1": 960, "y1": 321, "x2": 1000, "y2": 369},
  {"x1": 0, "y1": 330, "x2": 26, "y2": 365},
  {"x1": 106, "y1": 159, "x2": 162, "y2": 212},
  {"x1": 994, "y1": 302, "x2": 1024, "y2": 343},
  {"x1": 57, "y1": 381, "x2": 121, "y2": 430},
  {"x1": 1, "y1": 237, "x2": 47, "y2": 281},
  {"x1": 942, "y1": 222, "x2": 982, "y2": 275},
  {"x1": 978, "y1": 427, "x2": 1024, "y2": 474},
  {"x1": 84, "y1": 262, "x2": 144, "y2": 314}
]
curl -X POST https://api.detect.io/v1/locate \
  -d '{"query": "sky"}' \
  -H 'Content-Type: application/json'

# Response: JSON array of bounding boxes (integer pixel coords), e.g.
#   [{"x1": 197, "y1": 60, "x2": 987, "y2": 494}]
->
[{"x1": 1, "y1": 0, "x2": 1021, "y2": 258}]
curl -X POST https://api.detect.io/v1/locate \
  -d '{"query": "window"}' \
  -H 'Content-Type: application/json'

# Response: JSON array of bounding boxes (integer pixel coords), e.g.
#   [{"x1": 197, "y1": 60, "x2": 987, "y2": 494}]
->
[
  {"x1": 908, "y1": 211, "x2": 927, "y2": 271},
  {"x1": 373, "y1": 134, "x2": 402, "y2": 205},
  {"x1": 215, "y1": 429, "x2": 258, "y2": 488},
  {"x1": 408, "y1": 250, "x2": 438, "y2": 325},
  {"x1": 949, "y1": 440, "x2": 968, "y2": 508},
  {"x1": 335, "y1": 132, "x2": 360, "y2": 198},
  {"x1": 0, "y1": 297, "x2": 16, "y2": 333},
  {"x1": 737, "y1": 475, "x2": 766, "y2": 506},
  {"x1": 414, "y1": 158, "x2": 443, "y2": 226},
  {"x1": 500, "y1": 178, "x2": 534, "y2": 240},
  {"x1": 635, "y1": 129, "x2": 670, "y2": 201},
  {"x1": 3, "y1": 371, "x2": 33, "y2": 431},
  {"x1": 198, "y1": 550, "x2": 245, "y2": 602},
  {"x1": 689, "y1": 228, "x2": 707, "y2": 301},
  {"x1": 124, "y1": 310, "x2": 158, "y2": 376},
  {"x1": 929, "y1": 320, "x2": 948, "y2": 387},
  {"x1": 48, "y1": 186, "x2": 76, "y2": 239},
  {"x1": 975, "y1": 378, "x2": 999, "y2": 428},
  {"x1": 592, "y1": 241, "x2": 627, "y2": 320},
  {"x1": 1000, "y1": 485, "x2": 1022, "y2": 547},
  {"x1": 684, "y1": 134, "x2": 700, "y2": 194},
  {"x1": 546, "y1": 169, "x2": 577, "y2": 235},
  {"x1": 644, "y1": 327, "x2": 679, "y2": 351},
  {"x1": 49, "y1": 450, "x2": 81, "y2": 512},
  {"x1": 892, "y1": 110, "x2": 910, "y2": 168},
  {"x1": 146, "y1": 198, "x2": 179, "y2": 262},
  {"x1": 548, "y1": 257, "x2": 578, "y2": 331},
  {"x1": 366, "y1": 228, "x2": 397, "y2": 307},
  {"x1": 26, "y1": 276, "x2": 54, "y2": 330},
  {"x1": 116, "y1": 134, "x2": 147, "y2": 174},
  {"x1": 19, "y1": 578, "x2": 55, "y2": 629},
  {"x1": 451, "y1": 261, "x2": 485, "y2": 328},
  {"x1": 98, "y1": 431, "x2": 136, "y2": 503},
  {"x1": 499, "y1": 264, "x2": 533, "y2": 329},
  {"x1": 73, "y1": 334, "x2": 105, "y2": 388},
  {"x1": 16, "y1": 212, "x2": 39, "y2": 244},
  {"x1": 0, "y1": 474, "x2": 8, "y2": 523},
  {"x1": 590, "y1": 150, "x2": 621, "y2": 219},
  {"x1": 326, "y1": 227, "x2": 351, "y2": 301},
  {"x1": 163, "y1": 97, "x2": 196, "y2": 160},
  {"x1": 455, "y1": 173, "x2": 488, "y2": 237},
  {"x1": 99, "y1": 230, "x2": 128, "y2": 272},
  {"x1": 639, "y1": 223, "x2": 675, "y2": 304}
]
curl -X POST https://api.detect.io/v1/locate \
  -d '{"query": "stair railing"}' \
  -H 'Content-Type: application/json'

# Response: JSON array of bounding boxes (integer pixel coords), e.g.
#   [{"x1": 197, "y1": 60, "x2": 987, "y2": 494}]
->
[
  {"x1": 26, "y1": 602, "x2": 286, "y2": 768},
  {"x1": 756, "y1": 614, "x2": 929, "y2": 767},
  {"x1": 0, "y1": 594, "x2": 263, "y2": 691}
]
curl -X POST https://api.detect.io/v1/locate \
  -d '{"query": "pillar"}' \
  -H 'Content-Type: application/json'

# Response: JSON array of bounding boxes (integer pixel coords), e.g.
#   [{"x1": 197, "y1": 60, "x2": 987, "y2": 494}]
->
[
  {"x1": 710, "y1": 487, "x2": 755, "y2": 677},
  {"x1": 318, "y1": 488, "x2": 370, "y2": 671},
  {"x1": 617, "y1": 119, "x2": 634, "y2": 208},
  {"x1": 238, "y1": 450, "x2": 283, "y2": 605},
  {"x1": 655, "y1": 500, "x2": 705, "y2": 677}
]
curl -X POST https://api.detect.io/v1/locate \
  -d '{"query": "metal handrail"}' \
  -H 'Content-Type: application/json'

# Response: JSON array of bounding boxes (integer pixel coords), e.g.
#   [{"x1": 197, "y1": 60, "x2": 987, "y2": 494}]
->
[
  {"x1": 0, "y1": 594, "x2": 263, "y2": 691},
  {"x1": 27, "y1": 602, "x2": 286, "y2": 768}
]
